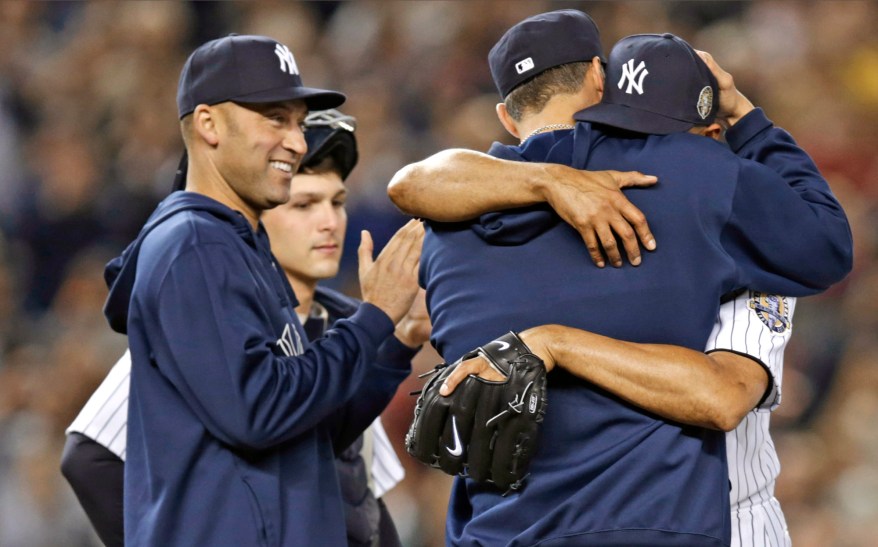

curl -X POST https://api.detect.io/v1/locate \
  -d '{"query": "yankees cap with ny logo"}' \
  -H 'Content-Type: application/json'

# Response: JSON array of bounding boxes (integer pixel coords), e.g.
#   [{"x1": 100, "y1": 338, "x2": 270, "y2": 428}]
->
[
  {"x1": 575, "y1": 33, "x2": 719, "y2": 134},
  {"x1": 176, "y1": 34, "x2": 345, "y2": 119}
]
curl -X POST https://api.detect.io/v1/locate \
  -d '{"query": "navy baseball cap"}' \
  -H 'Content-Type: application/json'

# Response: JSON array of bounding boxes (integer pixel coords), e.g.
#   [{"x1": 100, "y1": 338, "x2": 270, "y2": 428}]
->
[
  {"x1": 575, "y1": 33, "x2": 718, "y2": 135},
  {"x1": 176, "y1": 34, "x2": 345, "y2": 119},
  {"x1": 489, "y1": 10, "x2": 606, "y2": 99}
]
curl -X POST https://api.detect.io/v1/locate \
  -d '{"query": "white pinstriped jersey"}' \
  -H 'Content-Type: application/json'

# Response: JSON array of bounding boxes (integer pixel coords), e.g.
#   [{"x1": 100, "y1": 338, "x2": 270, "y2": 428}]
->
[
  {"x1": 67, "y1": 350, "x2": 405, "y2": 497},
  {"x1": 705, "y1": 290, "x2": 796, "y2": 547},
  {"x1": 67, "y1": 350, "x2": 131, "y2": 459}
]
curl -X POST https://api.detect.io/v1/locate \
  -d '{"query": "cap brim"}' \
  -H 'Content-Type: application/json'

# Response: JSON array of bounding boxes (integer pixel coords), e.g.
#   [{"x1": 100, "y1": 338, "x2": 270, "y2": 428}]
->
[
  {"x1": 232, "y1": 85, "x2": 346, "y2": 111},
  {"x1": 574, "y1": 102, "x2": 694, "y2": 135},
  {"x1": 297, "y1": 87, "x2": 347, "y2": 110}
]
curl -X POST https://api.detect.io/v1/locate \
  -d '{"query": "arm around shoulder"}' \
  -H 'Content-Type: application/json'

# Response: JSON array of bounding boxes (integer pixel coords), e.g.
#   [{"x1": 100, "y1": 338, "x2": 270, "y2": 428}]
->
[
  {"x1": 387, "y1": 149, "x2": 547, "y2": 221},
  {"x1": 388, "y1": 148, "x2": 659, "y2": 268},
  {"x1": 726, "y1": 159, "x2": 852, "y2": 294},
  {"x1": 701, "y1": 49, "x2": 853, "y2": 290}
]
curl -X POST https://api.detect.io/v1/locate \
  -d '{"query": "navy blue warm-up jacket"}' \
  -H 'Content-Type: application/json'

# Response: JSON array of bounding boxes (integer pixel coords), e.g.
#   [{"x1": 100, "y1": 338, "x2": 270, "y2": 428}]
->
[
  {"x1": 421, "y1": 108, "x2": 852, "y2": 546},
  {"x1": 104, "y1": 192, "x2": 413, "y2": 546}
]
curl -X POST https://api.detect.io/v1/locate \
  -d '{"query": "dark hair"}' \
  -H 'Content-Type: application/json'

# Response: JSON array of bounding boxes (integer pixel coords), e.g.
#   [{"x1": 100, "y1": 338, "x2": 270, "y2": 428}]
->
[
  {"x1": 504, "y1": 61, "x2": 593, "y2": 122},
  {"x1": 299, "y1": 154, "x2": 343, "y2": 176}
]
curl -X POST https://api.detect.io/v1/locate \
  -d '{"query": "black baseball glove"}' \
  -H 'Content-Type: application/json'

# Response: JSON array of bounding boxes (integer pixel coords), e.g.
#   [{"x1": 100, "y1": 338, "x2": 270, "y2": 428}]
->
[{"x1": 405, "y1": 331, "x2": 548, "y2": 492}]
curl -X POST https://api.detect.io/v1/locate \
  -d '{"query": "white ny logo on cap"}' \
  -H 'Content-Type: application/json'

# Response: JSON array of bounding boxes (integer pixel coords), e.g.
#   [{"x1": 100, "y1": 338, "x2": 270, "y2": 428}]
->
[
  {"x1": 274, "y1": 43, "x2": 300, "y2": 76},
  {"x1": 618, "y1": 59, "x2": 649, "y2": 95}
]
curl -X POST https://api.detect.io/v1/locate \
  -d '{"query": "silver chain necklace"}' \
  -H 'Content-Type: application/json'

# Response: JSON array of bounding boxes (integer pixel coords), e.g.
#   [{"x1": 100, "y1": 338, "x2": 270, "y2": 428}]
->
[{"x1": 521, "y1": 123, "x2": 575, "y2": 143}]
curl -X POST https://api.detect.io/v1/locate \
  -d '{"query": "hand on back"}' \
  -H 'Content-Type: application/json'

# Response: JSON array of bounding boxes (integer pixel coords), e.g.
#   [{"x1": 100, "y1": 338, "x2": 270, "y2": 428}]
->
[
  {"x1": 541, "y1": 166, "x2": 658, "y2": 268},
  {"x1": 439, "y1": 325, "x2": 557, "y2": 396}
]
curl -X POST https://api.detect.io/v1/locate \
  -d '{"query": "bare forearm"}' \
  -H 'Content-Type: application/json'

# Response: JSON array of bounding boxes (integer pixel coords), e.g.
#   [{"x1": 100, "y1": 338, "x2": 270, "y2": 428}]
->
[
  {"x1": 521, "y1": 325, "x2": 767, "y2": 431},
  {"x1": 388, "y1": 149, "x2": 552, "y2": 221}
]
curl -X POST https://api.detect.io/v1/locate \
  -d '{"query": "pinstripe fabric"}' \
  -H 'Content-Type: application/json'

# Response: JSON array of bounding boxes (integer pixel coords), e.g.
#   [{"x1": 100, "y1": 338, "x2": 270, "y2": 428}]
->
[
  {"x1": 369, "y1": 416, "x2": 405, "y2": 499},
  {"x1": 67, "y1": 350, "x2": 131, "y2": 460},
  {"x1": 705, "y1": 291, "x2": 796, "y2": 547}
]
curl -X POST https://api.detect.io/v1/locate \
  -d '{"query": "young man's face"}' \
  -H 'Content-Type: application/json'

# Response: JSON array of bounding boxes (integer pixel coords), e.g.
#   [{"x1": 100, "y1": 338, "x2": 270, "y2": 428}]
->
[
  {"x1": 213, "y1": 99, "x2": 308, "y2": 214},
  {"x1": 262, "y1": 170, "x2": 348, "y2": 285}
]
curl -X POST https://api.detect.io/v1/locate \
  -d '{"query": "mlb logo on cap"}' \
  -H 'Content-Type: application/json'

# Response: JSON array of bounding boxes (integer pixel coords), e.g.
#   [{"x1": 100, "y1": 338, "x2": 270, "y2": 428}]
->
[
  {"x1": 575, "y1": 33, "x2": 719, "y2": 134},
  {"x1": 515, "y1": 57, "x2": 535, "y2": 75},
  {"x1": 488, "y1": 10, "x2": 605, "y2": 99}
]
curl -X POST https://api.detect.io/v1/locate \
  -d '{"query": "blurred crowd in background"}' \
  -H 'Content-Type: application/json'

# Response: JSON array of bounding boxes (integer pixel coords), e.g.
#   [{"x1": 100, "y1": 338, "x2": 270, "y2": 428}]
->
[{"x1": 0, "y1": 1, "x2": 875, "y2": 546}]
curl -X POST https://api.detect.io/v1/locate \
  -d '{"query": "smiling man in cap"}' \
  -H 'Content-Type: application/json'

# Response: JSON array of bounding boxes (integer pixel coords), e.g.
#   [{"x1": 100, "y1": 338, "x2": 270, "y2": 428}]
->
[
  {"x1": 174, "y1": 34, "x2": 346, "y2": 225},
  {"x1": 102, "y1": 34, "x2": 425, "y2": 546}
]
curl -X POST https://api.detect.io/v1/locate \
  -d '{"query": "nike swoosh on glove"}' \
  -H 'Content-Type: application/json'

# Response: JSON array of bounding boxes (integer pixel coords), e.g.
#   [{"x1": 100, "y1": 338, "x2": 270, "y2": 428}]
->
[{"x1": 405, "y1": 331, "x2": 548, "y2": 492}]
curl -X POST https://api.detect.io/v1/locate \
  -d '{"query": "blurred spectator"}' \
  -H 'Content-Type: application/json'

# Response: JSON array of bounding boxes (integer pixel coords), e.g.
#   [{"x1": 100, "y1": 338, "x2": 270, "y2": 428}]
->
[{"x1": 9, "y1": 123, "x2": 107, "y2": 314}]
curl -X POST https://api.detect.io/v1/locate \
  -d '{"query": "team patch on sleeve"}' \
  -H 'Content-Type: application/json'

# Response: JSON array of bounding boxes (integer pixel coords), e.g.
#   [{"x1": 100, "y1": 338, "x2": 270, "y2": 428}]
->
[{"x1": 747, "y1": 291, "x2": 791, "y2": 334}]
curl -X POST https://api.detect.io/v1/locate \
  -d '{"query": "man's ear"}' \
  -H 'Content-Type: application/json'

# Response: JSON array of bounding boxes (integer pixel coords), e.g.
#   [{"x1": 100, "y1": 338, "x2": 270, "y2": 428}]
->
[
  {"x1": 496, "y1": 102, "x2": 520, "y2": 139},
  {"x1": 193, "y1": 104, "x2": 220, "y2": 147},
  {"x1": 590, "y1": 56, "x2": 605, "y2": 99},
  {"x1": 702, "y1": 122, "x2": 723, "y2": 141},
  {"x1": 690, "y1": 123, "x2": 724, "y2": 140}
]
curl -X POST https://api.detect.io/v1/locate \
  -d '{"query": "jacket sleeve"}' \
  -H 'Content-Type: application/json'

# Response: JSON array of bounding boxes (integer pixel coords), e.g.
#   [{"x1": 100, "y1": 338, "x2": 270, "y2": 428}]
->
[
  {"x1": 148, "y1": 242, "x2": 397, "y2": 451},
  {"x1": 328, "y1": 336, "x2": 417, "y2": 453},
  {"x1": 721, "y1": 108, "x2": 853, "y2": 294}
]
